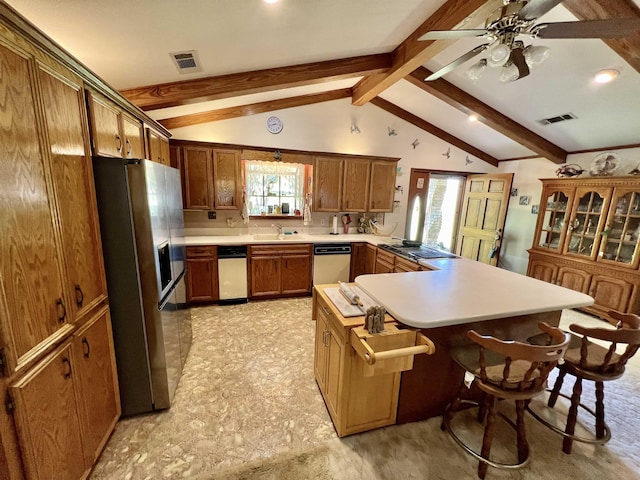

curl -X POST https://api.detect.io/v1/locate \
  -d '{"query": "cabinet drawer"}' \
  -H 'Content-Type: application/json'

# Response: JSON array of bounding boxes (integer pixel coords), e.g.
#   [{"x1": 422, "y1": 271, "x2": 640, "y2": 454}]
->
[
  {"x1": 394, "y1": 256, "x2": 421, "y2": 272},
  {"x1": 186, "y1": 245, "x2": 216, "y2": 258},
  {"x1": 376, "y1": 248, "x2": 395, "y2": 265},
  {"x1": 249, "y1": 243, "x2": 311, "y2": 256}
]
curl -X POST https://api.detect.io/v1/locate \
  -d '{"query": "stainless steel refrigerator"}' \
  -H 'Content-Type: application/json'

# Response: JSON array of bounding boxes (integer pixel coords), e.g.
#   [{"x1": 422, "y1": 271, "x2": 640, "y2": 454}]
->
[{"x1": 92, "y1": 157, "x2": 191, "y2": 416}]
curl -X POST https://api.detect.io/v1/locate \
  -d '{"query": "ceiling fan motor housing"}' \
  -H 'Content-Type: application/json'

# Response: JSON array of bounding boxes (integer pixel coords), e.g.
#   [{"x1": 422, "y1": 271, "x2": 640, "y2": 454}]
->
[{"x1": 486, "y1": 1, "x2": 529, "y2": 34}]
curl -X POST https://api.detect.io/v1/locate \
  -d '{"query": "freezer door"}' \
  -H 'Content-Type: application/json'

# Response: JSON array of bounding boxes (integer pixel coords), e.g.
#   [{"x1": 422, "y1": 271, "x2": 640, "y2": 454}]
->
[{"x1": 165, "y1": 166, "x2": 185, "y2": 281}]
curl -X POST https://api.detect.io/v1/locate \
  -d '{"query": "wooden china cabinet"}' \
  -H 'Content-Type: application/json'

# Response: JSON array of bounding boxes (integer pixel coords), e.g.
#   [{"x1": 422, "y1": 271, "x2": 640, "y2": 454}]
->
[{"x1": 527, "y1": 177, "x2": 640, "y2": 321}]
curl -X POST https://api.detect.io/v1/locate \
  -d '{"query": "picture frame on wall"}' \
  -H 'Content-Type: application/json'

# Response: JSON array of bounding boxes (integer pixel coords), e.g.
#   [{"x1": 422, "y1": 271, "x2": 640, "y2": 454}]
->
[
  {"x1": 531, "y1": 204, "x2": 539, "y2": 214},
  {"x1": 519, "y1": 195, "x2": 530, "y2": 206}
]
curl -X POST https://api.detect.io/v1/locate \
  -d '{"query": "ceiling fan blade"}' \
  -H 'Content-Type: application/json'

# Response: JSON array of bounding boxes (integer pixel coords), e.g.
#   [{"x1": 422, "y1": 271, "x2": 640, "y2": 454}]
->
[
  {"x1": 510, "y1": 47, "x2": 530, "y2": 80},
  {"x1": 534, "y1": 18, "x2": 640, "y2": 39},
  {"x1": 517, "y1": 0, "x2": 563, "y2": 21},
  {"x1": 424, "y1": 44, "x2": 490, "y2": 81},
  {"x1": 419, "y1": 29, "x2": 489, "y2": 41}
]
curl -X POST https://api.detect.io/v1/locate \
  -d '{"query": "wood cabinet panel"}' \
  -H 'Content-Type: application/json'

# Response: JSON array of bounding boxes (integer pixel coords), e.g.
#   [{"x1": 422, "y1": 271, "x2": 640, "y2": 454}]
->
[
  {"x1": 556, "y1": 266, "x2": 591, "y2": 293},
  {"x1": 213, "y1": 149, "x2": 240, "y2": 209},
  {"x1": 10, "y1": 344, "x2": 86, "y2": 480},
  {"x1": 375, "y1": 248, "x2": 395, "y2": 274},
  {"x1": 0, "y1": 42, "x2": 68, "y2": 370},
  {"x1": 183, "y1": 147, "x2": 213, "y2": 210},
  {"x1": 186, "y1": 256, "x2": 218, "y2": 302},
  {"x1": 394, "y1": 256, "x2": 422, "y2": 273},
  {"x1": 250, "y1": 256, "x2": 281, "y2": 297},
  {"x1": 249, "y1": 244, "x2": 311, "y2": 298},
  {"x1": 71, "y1": 309, "x2": 120, "y2": 467},
  {"x1": 121, "y1": 114, "x2": 144, "y2": 159},
  {"x1": 314, "y1": 309, "x2": 329, "y2": 393},
  {"x1": 589, "y1": 275, "x2": 634, "y2": 314},
  {"x1": 313, "y1": 156, "x2": 343, "y2": 212},
  {"x1": 369, "y1": 161, "x2": 396, "y2": 212},
  {"x1": 146, "y1": 127, "x2": 170, "y2": 165},
  {"x1": 527, "y1": 256, "x2": 558, "y2": 284},
  {"x1": 281, "y1": 254, "x2": 312, "y2": 295},
  {"x1": 342, "y1": 159, "x2": 370, "y2": 212},
  {"x1": 349, "y1": 242, "x2": 377, "y2": 281},
  {"x1": 37, "y1": 62, "x2": 107, "y2": 323},
  {"x1": 88, "y1": 93, "x2": 122, "y2": 157}
]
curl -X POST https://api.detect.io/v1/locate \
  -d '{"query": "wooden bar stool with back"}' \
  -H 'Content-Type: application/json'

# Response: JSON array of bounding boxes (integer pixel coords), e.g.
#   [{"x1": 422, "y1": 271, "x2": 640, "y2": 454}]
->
[
  {"x1": 526, "y1": 310, "x2": 640, "y2": 454},
  {"x1": 441, "y1": 322, "x2": 570, "y2": 479}
]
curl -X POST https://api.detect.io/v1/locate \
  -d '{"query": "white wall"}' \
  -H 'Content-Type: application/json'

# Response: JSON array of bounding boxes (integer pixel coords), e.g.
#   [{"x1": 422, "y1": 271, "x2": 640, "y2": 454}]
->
[{"x1": 170, "y1": 98, "x2": 640, "y2": 273}]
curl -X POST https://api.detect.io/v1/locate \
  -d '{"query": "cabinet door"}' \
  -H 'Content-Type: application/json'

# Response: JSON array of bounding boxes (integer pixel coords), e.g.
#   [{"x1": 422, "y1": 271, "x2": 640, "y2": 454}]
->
[
  {"x1": 0, "y1": 43, "x2": 68, "y2": 372},
  {"x1": 314, "y1": 310, "x2": 329, "y2": 393},
  {"x1": 369, "y1": 161, "x2": 396, "y2": 212},
  {"x1": 249, "y1": 256, "x2": 281, "y2": 298},
  {"x1": 564, "y1": 186, "x2": 611, "y2": 261},
  {"x1": 182, "y1": 147, "x2": 213, "y2": 210},
  {"x1": 375, "y1": 248, "x2": 395, "y2": 274},
  {"x1": 213, "y1": 149, "x2": 240, "y2": 209},
  {"x1": 342, "y1": 159, "x2": 370, "y2": 212},
  {"x1": 88, "y1": 93, "x2": 122, "y2": 157},
  {"x1": 599, "y1": 187, "x2": 640, "y2": 269},
  {"x1": 10, "y1": 344, "x2": 86, "y2": 480},
  {"x1": 186, "y1": 257, "x2": 218, "y2": 302},
  {"x1": 71, "y1": 309, "x2": 120, "y2": 467},
  {"x1": 121, "y1": 114, "x2": 144, "y2": 159},
  {"x1": 349, "y1": 243, "x2": 367, "y2": 281},
  {"x1": 556, "y1": 266, "x2": 591, "y2": 293},
  {"x1": 394, "y1": 256, "x2": 421, "y2": 273},
  {"x1": 533, "y1": 185, "x2": 575, "y2": 252},
  {"x1": 325, "y1": 328, "x2": 343, "y2": 419},
  {"x1": 588, "y1": 275, "x2": 634, "y2": 314},
  {"x1": 281, "y1": 254, "x2": 311, "y2": 295},
  {"x1": 313, "y1": 156, "x2": 343, "y2": 212},
  {"x1": 161, "y1": 136, "x2": 171, "y2": 166},
  {"x1": 527, "y1": 256, "x2": 558, "y2": 284},
  {"x1": 37, "y1": 62, "x2": 108, "y2": 323}
]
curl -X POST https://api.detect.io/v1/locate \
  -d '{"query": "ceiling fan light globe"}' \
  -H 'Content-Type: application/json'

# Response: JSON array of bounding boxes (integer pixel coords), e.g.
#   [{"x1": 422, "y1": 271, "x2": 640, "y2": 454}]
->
[
  {"x1": 499, "y1": 63, "x2": 520, "y2": 83},
  {"x1": 466, "y1": 59, "x2": 488, "y2": 80},
  {"x1": 524, "y1": 45, "x2": 550, "y2": 68},
  {"x1": 487, "y1": 43, "x2": 511, "y2": 67}
]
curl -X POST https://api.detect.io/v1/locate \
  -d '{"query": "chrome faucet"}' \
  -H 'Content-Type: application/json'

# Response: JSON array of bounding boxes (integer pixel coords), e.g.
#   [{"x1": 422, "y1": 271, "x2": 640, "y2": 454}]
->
[{"x1": 272, "y1": 223, "x2": 283, "y2": 235}]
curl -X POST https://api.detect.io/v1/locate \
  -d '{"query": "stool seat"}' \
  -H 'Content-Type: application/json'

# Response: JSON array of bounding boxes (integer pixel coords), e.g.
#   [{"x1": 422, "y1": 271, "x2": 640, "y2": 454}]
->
[
  {"x1": 441, "y1": 322, "x2": 570, "y2": 479},
  {"x1": 527, "y1": 310, "x2": 640, "y2": 454}
]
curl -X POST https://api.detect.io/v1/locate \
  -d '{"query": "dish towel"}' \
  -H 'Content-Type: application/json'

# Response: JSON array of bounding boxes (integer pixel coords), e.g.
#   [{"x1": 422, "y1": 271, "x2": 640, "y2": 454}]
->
[
  {"x1": 241, "y1": 188, "x2": 249, "y2": 224},
  {"x1": 303, "y1": 193, "x2": 311, "y2": 226}
]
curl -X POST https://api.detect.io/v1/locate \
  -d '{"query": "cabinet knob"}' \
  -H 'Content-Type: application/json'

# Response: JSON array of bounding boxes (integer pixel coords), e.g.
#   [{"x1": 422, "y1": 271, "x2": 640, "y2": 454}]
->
[
  {"x1": 82, "y1": 337, "x2": 90, "y2": 359},
  {"x1": 126, "y1": 138, "x2": 132, "y2": 156},
  {"x1": 115, "y1": 134, "x2": 122, "y2": 153},
  {"x1": 62, "y1": 357, "x2": 72, "y2": 379},
  {"x1": 74, "y1": 284, "x2": 84, "y2": 306},
  {"x1": 56, "y1": 298, "x2": 67, "y2": 323}
]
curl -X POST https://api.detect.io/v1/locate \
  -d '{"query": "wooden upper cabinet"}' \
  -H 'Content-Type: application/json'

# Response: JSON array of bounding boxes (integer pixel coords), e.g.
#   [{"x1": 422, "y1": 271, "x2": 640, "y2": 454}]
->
[
  {"x1": 146, "y1": 127, "x2": 170, "y2": 165},
  {"x1": 314, "y1": 156, "x2": 343, "y2": 212},
  {"x1": 36, "y1": 61, "x2": 108, "y2": 324},
  {"x1": 0, "y1": 42, "x2": 69, "y2": 373},
  {"x1": 87, "y1": 92, "x2": 122, "y2": 157},
  {"x1": 183, "y1": 146, "x2": 213, "y2": 210},
  {"x1": 342, "y1": 159, "x2": 370, "y2": 212},
  {"x1": 213, "y1": 149, "x2": 241, "y2": 209},
  {"x1": 369, "y1": 161, "x2": 396, "y2": 212},
  {"x1": 121, "y1": 114, "x2": 144, "y2": 159}
]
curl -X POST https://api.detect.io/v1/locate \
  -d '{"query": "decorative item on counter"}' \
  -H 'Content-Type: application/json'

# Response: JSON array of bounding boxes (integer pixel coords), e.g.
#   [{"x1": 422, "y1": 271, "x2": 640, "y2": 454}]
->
[
  {"x1": 589, "y1": 152, "x2": 620, "y2": 176},
  {"x1": 357, "y1": 215, "x2": 371, "y2": 233},
  {"x1": 330, "y1": 214, "x2": 339, "y2": 235},
  {"x1": 273, "y1": 205, "x2": 281, "y2": 214},
  {"x1": 281, "y1": 202, "x2": 289, "y2": 214},
  {"x1": 364, "y1": 306, "x2": 386, "y2": 334},
  {"x1": 294, "y1": 208, "x2": 301, "y2": 216},
  {"x1": 341, "y1": 214, "x2": 351, "y2": 234},
  {"x1": 555, "y1": 163, "x2": 585, "y2": 177}
]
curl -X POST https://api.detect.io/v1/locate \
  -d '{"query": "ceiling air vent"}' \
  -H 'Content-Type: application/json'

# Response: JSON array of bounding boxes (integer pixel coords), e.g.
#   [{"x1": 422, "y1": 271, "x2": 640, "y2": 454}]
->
[
  {"x1": 538, "y1": 112, "x2": 577, "y2": 126},
  {"x1": 170, "y1": 50, "x2": 201, "y2": 74}
]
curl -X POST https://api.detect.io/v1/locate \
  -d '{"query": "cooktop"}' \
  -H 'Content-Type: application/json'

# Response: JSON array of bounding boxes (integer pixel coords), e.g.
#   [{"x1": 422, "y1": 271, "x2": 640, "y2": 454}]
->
[{"x1": 378, "y1": 243, "x2": 458, "y2": 261}]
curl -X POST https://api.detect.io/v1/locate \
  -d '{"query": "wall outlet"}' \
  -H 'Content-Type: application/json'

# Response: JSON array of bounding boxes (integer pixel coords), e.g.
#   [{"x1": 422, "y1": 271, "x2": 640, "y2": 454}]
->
[{"x1": 208, "y1": 211, "x2": 216, "y2": 220}]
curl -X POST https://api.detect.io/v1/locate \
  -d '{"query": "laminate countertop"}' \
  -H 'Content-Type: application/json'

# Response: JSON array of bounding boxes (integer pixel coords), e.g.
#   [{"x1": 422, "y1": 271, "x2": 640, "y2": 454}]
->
[
  {"x1": 355, "y1": 257, "x2": 594, "y2": 329},
  {"x1": 184, "y1": 233, "x2": 392, "y2": 246}
]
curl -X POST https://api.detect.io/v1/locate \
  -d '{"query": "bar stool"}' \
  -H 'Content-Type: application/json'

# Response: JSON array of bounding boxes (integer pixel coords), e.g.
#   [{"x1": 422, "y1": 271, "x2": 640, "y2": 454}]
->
[
  {"x1": 441, "y1": 322, "x2": 570, "y2": 479},
  {"x1": 527, "y1": 310, "x2": 640, "y2": 454}
]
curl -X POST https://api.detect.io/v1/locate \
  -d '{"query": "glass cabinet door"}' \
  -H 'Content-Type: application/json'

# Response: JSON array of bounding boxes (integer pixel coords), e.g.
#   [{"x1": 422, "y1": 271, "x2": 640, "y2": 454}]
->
[
  {"x1": 598, "y1": 188, "x2": 640, "y2": 268},
  {"x1": 563, "y1": 187, "x2": 610, "y2": 260},
  {"x1": 536, "y1": 188, "x2": 573, "y2": 252}
]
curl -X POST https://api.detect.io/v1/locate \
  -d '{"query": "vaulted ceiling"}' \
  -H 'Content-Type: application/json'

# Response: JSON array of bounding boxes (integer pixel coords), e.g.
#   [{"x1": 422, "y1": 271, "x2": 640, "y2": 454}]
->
[{"x1": 6, "y1": 0, "x2": 640, "y2": 167}]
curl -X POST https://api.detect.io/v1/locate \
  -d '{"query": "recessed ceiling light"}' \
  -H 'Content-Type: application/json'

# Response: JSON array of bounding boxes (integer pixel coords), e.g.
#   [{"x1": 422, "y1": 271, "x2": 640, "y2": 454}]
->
[
  {"x1": 264, "y1": 0, "x2": 279, "y2": 3},
  {"x1": 468, "y1": 114, "x2": 478, "y2": 122},
  {"x1": 594, "y1": 69, "x2": 619, "y2": 83}
]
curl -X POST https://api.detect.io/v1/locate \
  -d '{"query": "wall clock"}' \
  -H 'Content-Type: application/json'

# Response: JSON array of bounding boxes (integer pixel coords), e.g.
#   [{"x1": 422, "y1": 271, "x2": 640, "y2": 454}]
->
[{"x1": 266, "y1": 115, "x2": 283, "y2": 134}]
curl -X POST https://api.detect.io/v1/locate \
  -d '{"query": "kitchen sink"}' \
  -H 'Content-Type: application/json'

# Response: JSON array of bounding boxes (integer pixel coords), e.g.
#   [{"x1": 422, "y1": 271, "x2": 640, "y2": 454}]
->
[{"x1": 252, "y1": 233, "x2": 303, "y2": 241}]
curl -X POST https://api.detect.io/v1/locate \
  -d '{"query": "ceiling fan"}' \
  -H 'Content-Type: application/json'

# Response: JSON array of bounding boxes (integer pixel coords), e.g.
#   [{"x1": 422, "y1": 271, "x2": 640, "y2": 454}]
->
[{"x1": 419, "y1": 0, "x2": 640, "y2": 83}]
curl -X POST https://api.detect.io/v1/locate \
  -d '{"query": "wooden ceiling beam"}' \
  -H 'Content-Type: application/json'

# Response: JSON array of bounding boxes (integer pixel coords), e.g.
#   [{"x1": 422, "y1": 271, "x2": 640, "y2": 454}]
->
[
  {"x1": 370, "y1": 97, "x2": 499, "y2": 167},
  {"x1": 121, "y1": 54, "x2": 390, "y2": 111},
  {"x1": 562, "y1": 0, "x2": 640, "y2": 73},
  {"x1": 351, "y1": 0, "x2": 504, "y2": 106},
  {"x1": 158, "y1": 89, "x2": 352, "y2": 130},
  {"x1": 406, "y1": 67, "x2": 568, "y2": 164}
]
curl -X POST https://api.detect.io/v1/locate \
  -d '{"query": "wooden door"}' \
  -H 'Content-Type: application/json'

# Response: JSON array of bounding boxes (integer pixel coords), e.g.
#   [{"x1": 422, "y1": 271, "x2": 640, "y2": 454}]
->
[
  {"x1": 0, "y1": 43, "x2": 68, "y2": 373},
  {"x1": 313, "y1": 156, "x2": 343, "y2": 212},
  {"x1": 369, "y1": 161, "x2": 396, "y2": 212},
  {"x1": 10, "y1": 344, "x2": 86, "y2": 480},
  {"x1": 37, "y1": 61, "x2": 108, "y2": 323},
  {"x1": 88, "y1": 93, "x2": 122, "y2": 157},
  {"x1": 249, "y1": 256, "x2": 281, "y2": 297},
  {"x1": 589, "y1": 275, "x2": 634, "y2": 314},
  {"x1": 71, "y1": 309, "x2": 120, "y2": 467},
  {"x1": 456, "y1": 173, "x2": 513, "y2": 266},
  {"x1": 213, "y1": 149, "x2": 241, "y2": 209},
  {"x1": 281, "y1": 254, "x2": 311, "y2": 295},
  {"x1": 121, "y1": 114, "x2": 144, "y2": 159},
  {"x1": 186, "y1": 257, "x2": 218, "y2": 302},
  {"x1": 182, "y1": 146, "x2": 213, "y2": 210},
  {"x1": 342, "y1": 159, "x2": 370, "y2": 212},
  {"x1": 556, "y1": 266, "x2": 591, "y2": 293}
]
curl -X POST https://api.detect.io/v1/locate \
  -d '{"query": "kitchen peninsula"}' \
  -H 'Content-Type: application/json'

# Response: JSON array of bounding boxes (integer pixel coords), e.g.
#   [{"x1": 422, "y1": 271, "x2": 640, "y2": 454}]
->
[{"x1": 313, "y1": 257, "x2": 593, "y2": 435}]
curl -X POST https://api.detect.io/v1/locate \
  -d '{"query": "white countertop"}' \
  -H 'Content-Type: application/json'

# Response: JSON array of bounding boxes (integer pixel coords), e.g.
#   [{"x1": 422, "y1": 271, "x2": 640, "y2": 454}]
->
[
  {"x1": 184, "y1": 233, "x2": 392, "y2": 246},
  {"x1": 355, "y1": 257, "x2": 594, "y2": 329}
]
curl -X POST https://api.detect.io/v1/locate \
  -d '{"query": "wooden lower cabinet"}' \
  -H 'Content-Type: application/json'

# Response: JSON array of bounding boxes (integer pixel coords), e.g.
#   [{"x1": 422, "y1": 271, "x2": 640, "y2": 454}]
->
[
  {"x1": 394, "y1": 256, "x2": 422, "y2": 273},
  {"x1": 249, "y1": 244, "x2": 311, "y2": 299},
  {"x1": 349, "y1": 243, "x2": 377, "y2": 281},
  {"x1": 375, "y1": 248, "x2": 395, "y2": 273},
  {"x1": 8, "y1": 308, "x2": 119, "y2": 480},
  {"x1": 186, "y1": 246, "x2": 219, "y2": 303},
  {"x1": 589, "y1": 275, "x2": 635, "y2": 315},
  {"x1": 374, "y1": 247, "x2": 431, "y2": 274}
]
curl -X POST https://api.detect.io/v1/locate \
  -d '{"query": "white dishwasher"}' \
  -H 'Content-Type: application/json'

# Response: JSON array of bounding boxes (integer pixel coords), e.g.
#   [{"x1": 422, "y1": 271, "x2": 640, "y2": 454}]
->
[
  {"x1": 218, "y1": 245, "x2": 248, "y2": 304},
  {"x1": 313, "y1": 243, "x2": 352, "y2": 285}
]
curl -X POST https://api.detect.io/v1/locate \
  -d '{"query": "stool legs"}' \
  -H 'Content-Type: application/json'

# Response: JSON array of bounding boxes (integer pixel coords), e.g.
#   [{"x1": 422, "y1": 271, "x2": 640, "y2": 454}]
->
[
  {"x1": 515, "y1": 399, "x2": 529, "y2": 464},
  {"x1": 563, "y1": 376, "x2": 583, "y2": 454},
  {"x1": 548, "y1": 365, "x2": 567, "y2": 408},
  {"x1": 478, "y1": 395, "x2": 497, "y2": 480},
  {"x1": 595, "y1": 381, "x2": 606, "y2": 440}
]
